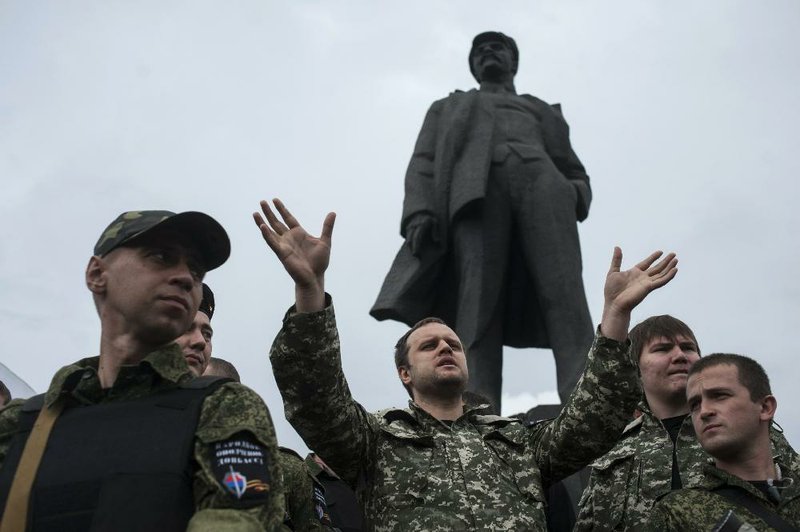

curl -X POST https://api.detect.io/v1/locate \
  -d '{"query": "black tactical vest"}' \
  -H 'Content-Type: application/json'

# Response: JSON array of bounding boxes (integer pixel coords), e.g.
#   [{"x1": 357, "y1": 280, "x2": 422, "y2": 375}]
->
[{"x1": 0, "y1": 376, "x2": 228, "y2": 532}]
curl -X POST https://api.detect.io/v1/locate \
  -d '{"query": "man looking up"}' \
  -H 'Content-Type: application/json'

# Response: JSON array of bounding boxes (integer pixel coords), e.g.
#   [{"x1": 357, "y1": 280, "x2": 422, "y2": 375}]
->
[
  {"x1": 256, "y1": 198, "x2": 678, "y2": 531},
  {"x1": 575, "y1": 317, "x2": 795, "y2": 531},
  {"x1": 176, "y1": 282, "x2": 216, "y2": 377},
  {"x1": 0, "y1": 210, "x2": 283, "y2": 531},
  {"x1": 649, "y1": 354, "x2": 800, "y2": 530}
]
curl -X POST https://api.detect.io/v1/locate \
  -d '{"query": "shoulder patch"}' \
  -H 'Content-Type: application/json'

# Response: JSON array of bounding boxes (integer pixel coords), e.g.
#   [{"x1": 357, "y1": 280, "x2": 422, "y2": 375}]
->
[{"x1": 210, "y1": 431, "x2": 272, "y2": 507}]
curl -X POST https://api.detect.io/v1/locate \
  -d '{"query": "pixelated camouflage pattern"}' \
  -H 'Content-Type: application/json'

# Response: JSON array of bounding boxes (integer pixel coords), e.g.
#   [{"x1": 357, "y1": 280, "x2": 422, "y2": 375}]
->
[
  {"x1": 575, "y1": 404, "x2": 798, "y2": 531},
  {"x1": 279, "y1": 447, "x2": 334, "y2": 531},
  {"x1": 269, "y1": 301, "x2": 641, "y2": 531},
  {"x1": 0, "y1": 344, "x2": 284, "y2": 531},
  {"x1": 92, "y1": 209, "x2": 230, "y2": 271},
  {"x1": 94, "y1": 210, "x2": 173, "y2": 256},
  {"x1": 647, "y1": 458, "x2": 800, "y2": 531}
]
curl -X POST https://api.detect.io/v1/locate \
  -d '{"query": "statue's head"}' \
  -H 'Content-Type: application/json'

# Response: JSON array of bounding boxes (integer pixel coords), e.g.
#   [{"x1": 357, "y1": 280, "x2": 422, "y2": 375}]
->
[{"x1": 469, "y1": 31, "x2": 518, "y2": 83}]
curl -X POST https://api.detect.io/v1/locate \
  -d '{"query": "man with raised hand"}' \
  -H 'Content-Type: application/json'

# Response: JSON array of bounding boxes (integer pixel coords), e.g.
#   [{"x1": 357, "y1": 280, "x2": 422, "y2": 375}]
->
[
  {"x1": 257, "y1": 198, "x2": 676, "y2": 531},
  {"x1": 0, "y1": 210, "x2": 283, "y2": 531},
  {"x1": 648, "y1": 354, "x2": 800, "y2": 531},
  {"x1": 575, "y1": 317, "x2": 795, "y2": 531}
]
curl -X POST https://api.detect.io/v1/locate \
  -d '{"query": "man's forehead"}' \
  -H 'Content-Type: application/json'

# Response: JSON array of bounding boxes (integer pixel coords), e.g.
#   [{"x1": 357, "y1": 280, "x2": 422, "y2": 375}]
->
[
  {"x1": 688, "y1": 364, "x2": 738, "y2": 389},
  {"x1": 194, "y1": 311, "x2": 212, "y2": 328},
  {"x1": 646, "y1": 334, "x2": 695, "y2": 347},
  {"x1": 408, "y1": 322, "x2": 459, "y2": 343}
]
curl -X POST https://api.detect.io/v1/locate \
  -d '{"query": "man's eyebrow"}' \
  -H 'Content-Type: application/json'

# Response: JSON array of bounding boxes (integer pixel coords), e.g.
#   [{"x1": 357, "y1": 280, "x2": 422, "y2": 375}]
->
[{"x1": 649, "y1": 340, "x2": 675, "y2": 348}]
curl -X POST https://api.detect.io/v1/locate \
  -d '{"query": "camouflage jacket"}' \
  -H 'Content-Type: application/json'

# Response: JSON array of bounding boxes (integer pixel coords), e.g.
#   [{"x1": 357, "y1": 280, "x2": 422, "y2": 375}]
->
[
  {"x1": 269, "y1": 302, "x2": 640, "y2": 531},
  {"x1": 0, "y1": 345, "x2": 284, "y2": 532},
  {"x1": 279, "y1": 447, "x2": 334, "y2": 531},
  {"x1": 574, "y1": 403, "x2": 796, "y2": 531},
  {"x1": 647, "y1": 456, "x2": 800, "y2": 531}
]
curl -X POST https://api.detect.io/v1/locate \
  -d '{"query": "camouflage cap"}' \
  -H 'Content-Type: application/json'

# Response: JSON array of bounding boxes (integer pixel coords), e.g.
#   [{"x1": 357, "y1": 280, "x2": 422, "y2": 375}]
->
[
  {"x1": 469, "y1": 31, "x2": 519, "y2": 81},
  {"x1": 93, "y1": 210, "x2": 231, "y2": 272},
  {"x1": 199, "y1": 282, "x2": 215, "y2": 320}
]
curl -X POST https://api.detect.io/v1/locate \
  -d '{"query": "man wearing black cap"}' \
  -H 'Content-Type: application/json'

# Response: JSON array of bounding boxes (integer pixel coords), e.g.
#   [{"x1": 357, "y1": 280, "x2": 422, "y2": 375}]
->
[
  {"x1": 372, "y1": 31, "x2": 594, "y2": 413},
  {"x1": 177, "y1": 283, "x2": 216, "y2": 377},
  {"x1": 0, "y1": 210, "x2": 283, "y2": 531}
]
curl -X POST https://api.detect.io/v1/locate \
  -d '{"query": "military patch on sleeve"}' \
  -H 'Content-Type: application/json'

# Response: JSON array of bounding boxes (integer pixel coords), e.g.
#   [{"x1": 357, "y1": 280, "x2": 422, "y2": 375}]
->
[{"x1": 210, "y1": 431, "x2": 271, "y2": 507}]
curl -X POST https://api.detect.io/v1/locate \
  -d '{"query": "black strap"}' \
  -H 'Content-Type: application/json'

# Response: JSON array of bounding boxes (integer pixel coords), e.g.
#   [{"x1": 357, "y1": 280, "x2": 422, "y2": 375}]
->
[
  {"x1": 713, "y1": 509, "x2": 744, "y2": 532},
  {"x1": 714, "y1": 486, "x2": 798, "y2": 532}
]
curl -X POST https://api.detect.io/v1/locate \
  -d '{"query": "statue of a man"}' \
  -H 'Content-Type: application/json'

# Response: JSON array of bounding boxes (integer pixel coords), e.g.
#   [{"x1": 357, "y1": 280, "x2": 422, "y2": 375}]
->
[{"x1": 371, "y1": 31, "x2": 594, "y2": 412}]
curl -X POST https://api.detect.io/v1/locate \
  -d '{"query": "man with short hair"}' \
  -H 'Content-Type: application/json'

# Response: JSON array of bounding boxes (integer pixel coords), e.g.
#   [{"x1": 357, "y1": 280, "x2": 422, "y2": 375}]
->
[
  {"x1": 0, "y1": 210, "x2": 283, "y2": 531},
  {"x1": 575, "y1": 317, "x2": 795, "y2": 531},
  {"x1": 205, "y1": 357, "x2": 242, "y2": 383},
  {"x1": 177, "y1": 282, "x2": 215, "y2": 377},
  {"x1": 257, "y1": 198, "x2": 678, "y2": 531},
  {"x1": 648, "y1": 354, "x2": 800, "y2": 530}
]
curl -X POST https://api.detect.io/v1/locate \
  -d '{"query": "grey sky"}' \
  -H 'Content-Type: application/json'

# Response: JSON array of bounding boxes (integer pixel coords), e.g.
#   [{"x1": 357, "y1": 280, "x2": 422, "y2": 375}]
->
[{"x1": 1, "y1": 1, "x2": 798, "y2": 453}]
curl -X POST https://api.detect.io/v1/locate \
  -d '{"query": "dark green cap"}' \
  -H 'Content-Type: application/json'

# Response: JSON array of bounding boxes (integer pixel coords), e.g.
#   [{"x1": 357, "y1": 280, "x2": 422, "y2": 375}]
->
[{"x1": 93, "y1": 210, "x2": 230, "y2": 272}]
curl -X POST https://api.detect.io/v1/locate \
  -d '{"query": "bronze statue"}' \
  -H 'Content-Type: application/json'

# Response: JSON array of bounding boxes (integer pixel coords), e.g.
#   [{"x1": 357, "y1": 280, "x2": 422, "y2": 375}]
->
[{"x1": 371, "y1": 31, "x2": 594, "y2": 412}]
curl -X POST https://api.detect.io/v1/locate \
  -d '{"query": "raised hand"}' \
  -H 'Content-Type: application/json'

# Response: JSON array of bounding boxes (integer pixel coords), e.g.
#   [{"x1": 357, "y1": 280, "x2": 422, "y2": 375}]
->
[
  {"x1": 600, "y1": 247, "x2": 678, "y2": 341},
  {"x1": 253, "y1": 199, "x2": 335, "y2": 312}
]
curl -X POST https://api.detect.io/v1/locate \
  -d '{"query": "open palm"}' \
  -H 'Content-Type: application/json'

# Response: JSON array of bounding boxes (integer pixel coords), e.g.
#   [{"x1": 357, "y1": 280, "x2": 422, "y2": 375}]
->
[{"x1": 253, "y1": 199, "x2": 336, "y2": 289}]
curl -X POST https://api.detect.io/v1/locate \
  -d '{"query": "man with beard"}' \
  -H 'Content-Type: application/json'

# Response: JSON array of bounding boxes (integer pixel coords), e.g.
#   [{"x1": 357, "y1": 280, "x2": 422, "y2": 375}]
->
[
  {"x1": 575, "y1": 316, "x2": 795, "y2": 530},
  {"x1": 257, "y1": 198, "x2": 677, "y2": 531}
]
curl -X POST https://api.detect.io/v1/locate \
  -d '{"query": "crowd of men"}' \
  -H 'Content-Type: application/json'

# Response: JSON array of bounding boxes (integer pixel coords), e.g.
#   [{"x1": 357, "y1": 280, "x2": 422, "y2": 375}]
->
[
  {"x1": 1, "y1": 32, "x2": 799, "y2": 532},
  {"x1": 0, "y1": 199, "x2": 796, "y2": 531}
]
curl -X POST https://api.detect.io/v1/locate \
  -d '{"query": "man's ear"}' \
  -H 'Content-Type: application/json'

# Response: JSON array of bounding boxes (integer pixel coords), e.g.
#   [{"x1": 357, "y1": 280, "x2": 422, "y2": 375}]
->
[
  {"x1": 759, "y1": 395, "x2": 777, "y2": 422},
  {"x1": 398, "y1": 366, "x2": 412, "y2": 387},
  {"x1": 85, "y1": 256, "x2": 108, "y2": 295}
]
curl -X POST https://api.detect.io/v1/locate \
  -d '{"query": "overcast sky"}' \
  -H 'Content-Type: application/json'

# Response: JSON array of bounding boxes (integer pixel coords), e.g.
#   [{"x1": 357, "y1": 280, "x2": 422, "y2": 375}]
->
[{"x1": 1, "y1": 1, "x2": 798, "y2": 453}]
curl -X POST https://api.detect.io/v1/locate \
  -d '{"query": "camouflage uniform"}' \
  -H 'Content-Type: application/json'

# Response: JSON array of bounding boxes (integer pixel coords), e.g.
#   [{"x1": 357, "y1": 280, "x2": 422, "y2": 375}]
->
[
  {"x1": 575, "y1": 403, "x2": 797, "y2": 531},
  {"x1": 647, "y1": 456, "x2": 800, "y2": 531},
  {"x1": 0, "y1": 345, "x2": 284, "y2": 531},
  {"x1": 269, "y1": 301, "x2": 640, "y2": 531},
  {"x1": 279, "y1": 447, "x2": 334, "y2": 531}
]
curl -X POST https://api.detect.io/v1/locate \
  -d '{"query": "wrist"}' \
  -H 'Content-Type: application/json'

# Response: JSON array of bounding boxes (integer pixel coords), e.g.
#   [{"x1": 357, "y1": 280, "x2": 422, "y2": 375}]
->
[{"x1": 295, "y1": 279, "x2": 325, "y2": 313}]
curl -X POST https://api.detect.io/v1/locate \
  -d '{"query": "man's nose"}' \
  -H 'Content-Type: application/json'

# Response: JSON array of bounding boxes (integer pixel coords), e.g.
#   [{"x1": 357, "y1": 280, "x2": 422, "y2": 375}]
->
[
  {"x1": 437, "y1": 339, "x2": 453, "y2": 354},
  {"x1": 189, "y1": 328, "x2": 206, "y2": 349},
  {"x1": 670, "y1": 345, "x2": 689, "y2": 362},
  {"x1": 169, "y1": 263, "x2": 197, "y2": 293}
]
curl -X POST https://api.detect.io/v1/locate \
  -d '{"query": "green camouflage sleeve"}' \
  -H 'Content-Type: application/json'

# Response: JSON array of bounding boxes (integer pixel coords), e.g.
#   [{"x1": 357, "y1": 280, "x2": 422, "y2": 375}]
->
[
  {"x1": 280, "y1": 449, "x2": 331, "y2": 531},
  {"x1": 645, "y1": 498, "x2": 683, "y2": 532},
  {"x1": 191, "y1": 382, "x2": 284, "y2": 531},
  {"x1": 269, "y1": 300, "x2": 377, "y2": 488},
  {"x1": 528, "y1": 333, "x2": 640, "y2": 484},
  {"x1": 644, "y1": 491, "x2": 751, "y2": 532},
  {"x1": 0, "y1": 400, "x2": 24, "y2": 469}
]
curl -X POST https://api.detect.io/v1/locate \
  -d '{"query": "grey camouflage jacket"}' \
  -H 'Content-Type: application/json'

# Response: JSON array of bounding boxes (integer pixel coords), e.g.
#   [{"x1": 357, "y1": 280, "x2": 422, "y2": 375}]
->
[{"x1": 269, "y1": 301, "x2": 640, "y2": 531}]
